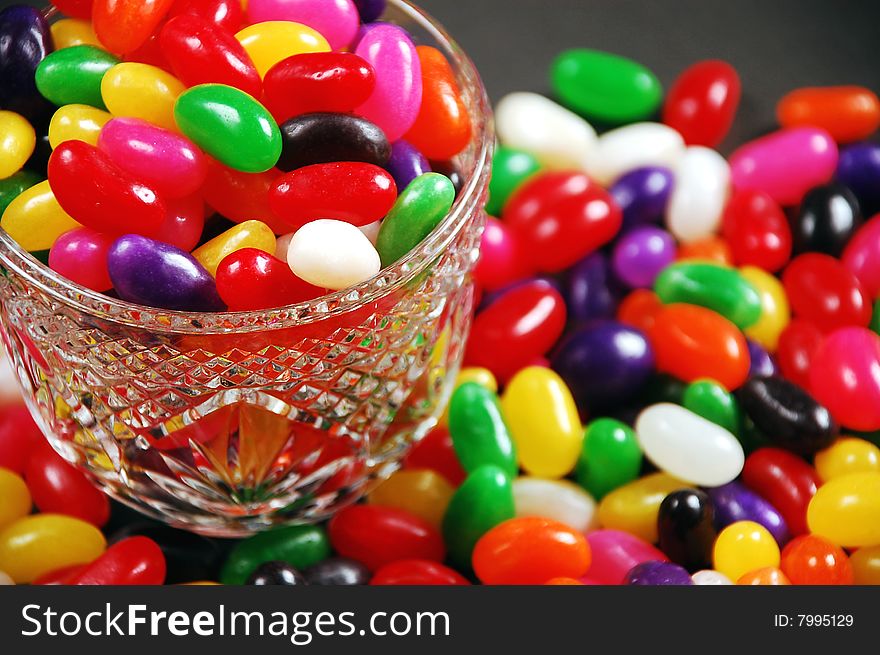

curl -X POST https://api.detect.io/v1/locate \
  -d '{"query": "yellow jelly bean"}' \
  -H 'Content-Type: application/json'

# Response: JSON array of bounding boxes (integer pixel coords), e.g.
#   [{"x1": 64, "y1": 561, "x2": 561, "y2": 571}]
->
[
  {"x1": 192, "y1": 220, "x2": 276, "y2": 276},
  {"x1": 0, "y1": 468, "x2": 31, "y2": 530},
  {"x1": 0, "y1": 514, "x2": 106, "y2": 583},
  {"x1": 807, "y1": 472, "x2": 880, "y2": 547},
  {"x1": 713, "y1": 520, "x2": 780, "y2": 582},
  {"x1": 814, "y1": 437, "x2": 880, "y2": 482},
  {"x1": 1, "y1": 180, "x2": 81, "y2": 251},
  {"x1": 368, "y1": 469, "x2": 454, "y2": 528},
  {"x1": 741, "y1": 266, "x2": 790, "y2": 352},
  {"x1": 50, "y1": 18, "x2": 102, "y2": 49},
  {"x1": 501, "y1": 367, "x2": 582, "y2": 478},
  {"x1": 0, "y1": 111, "x2": 36, "y2": 179},
  {"x1": 235, "y1": 22, "x2": 330, "y2": 78},
  {"x1": 101, "y1": 63, "x2": 185, "y2": 132},
  {"x1": 850, "y1": 546, "x2": 880, "y2": 585},
  {"x1": 597, "y1": 472, "x2": 687, "y2": 543},
  {"x1": 48, "y1": 104, "x2": 113, "y2": 149}
]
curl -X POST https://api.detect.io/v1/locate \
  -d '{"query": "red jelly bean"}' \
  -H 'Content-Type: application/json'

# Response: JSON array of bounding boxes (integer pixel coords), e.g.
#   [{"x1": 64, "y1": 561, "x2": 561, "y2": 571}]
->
[
  {"x1": 48, "y1": 228, "x2": 115, "y2": 292},
  {"x1": 842, "y1": 213, "x2": 880, "y2": 299},
  {"x1": 34, "y1": 564, "x2": 88, "y2": 586},
  {"x1": 154, "y1": 194, "x2": 206, "y2": 252},
  {"x1": 782, "y1": 253, "x2": 871, "y2": 333},
  {"x1": 370, "y1": 560, "x2": 471, "y2": 586},
  {"x1": 776, "y1": 319, "x2": 824, "y2": 389},
  {"x1": 328, "y1": 505, "x2": 446, "y2": 571},
  {"x1": 52, "y1": 0, "x2": 92, "y2": 19},
  {"x1": 263, "y1": 52, "x2": 375, "y2": 125},
  {"x1": 464, "y1": 280, "x2": 567, "y2": 383},
  {"x1": 69, "y1": 536, "x2": 166, "y2": 585},
  {"x1": 0, "y1": 404, "x2": 43, "y2": 475},
  {"x1": 741, "y1": 447, "x2": 819, "y2": 536},
  {"x1": 617, "y1": 289, "x2": 664, "y2": 335},
  {"x1": 403, "y1": 46, "x2": 472, "y2": 161},
  {"x1": 123, "y1": 34, "x2": 173, "y2": 73},
  {"x1": 662, "y1": 59, "x2": 741, "y2": 148},
  {"x1": 168, "y1": 0, "x2": 242, "y2": 33},
  {"x1": 269, "y1": 162, "x2": 397, "y2": 230},
  {"x1": 160, "y1": 14, "x2": 261, "y2": 97},
  {"x1": 722, "y1": 189, "x2": 792, "y2": 273},
  {"x1": 503, "y1": 172, "x2": 622, "y2": 273},
  {"x1": 202, "y1": 159, "x2": 288, "y2": 232},
  {"x1": 403, "y1": 427, "x2": 466, "y2": 487},
  {"x1": 93, "y1": 0, "x2": 176, "y2": 54},
  {"x1": 48, "y1": 141, "x2": 167, "y2": 236},
  {"x1": 473, "y1": 217, "x2": 532, "y2": 292},
  {"x1": 472, "y1": 517, "x2": 591, "y2": 585},
  {"x1": 780, "y1": 534, "x2": 854, "y2": 585},
  {"x1": 216, "y1": 248, "x2": 322, "y2": 311},
  {"x1": 649, "y1": 303, "x2": 751, "y2": 390}
]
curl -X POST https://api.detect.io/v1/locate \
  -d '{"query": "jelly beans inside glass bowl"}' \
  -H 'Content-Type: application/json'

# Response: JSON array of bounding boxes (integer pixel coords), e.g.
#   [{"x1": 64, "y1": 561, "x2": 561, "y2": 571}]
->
[{"x1": 0, "y1": 0, "x2": 492, "y2": 536}]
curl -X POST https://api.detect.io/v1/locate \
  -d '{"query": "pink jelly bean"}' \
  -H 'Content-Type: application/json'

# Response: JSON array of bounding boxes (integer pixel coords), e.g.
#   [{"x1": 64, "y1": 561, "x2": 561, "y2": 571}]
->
[
  {"x1": 154, "y1": 194, "x2": 206, "y2": 252},
  {"x1": 246, "y1": 0, "x2": 359, "y2": 51},
  {"x1": 97, "y1": 118, "x2": 208, "y2": 199},
  {"x1": 48, "y1": 228, "x2": 115, "y2": 292},
  {"x1": 810, "y1": 327, "x2": 880, "y2": 432},
  {"x1": 474, "y1": 216, "x2": 531, "y2": 291},
  {"x1": 355, "y1": 24, "x2": 422, "y2": 143},
  {"x1": 729, "y1": 127, "x2": 838, "y2": 206},
  {"x1": 842, "y1": 213, "x2": 880, "y2": 298},
  {"x1": 585, "y1": 529, "x2": 669, "y2": 585}
]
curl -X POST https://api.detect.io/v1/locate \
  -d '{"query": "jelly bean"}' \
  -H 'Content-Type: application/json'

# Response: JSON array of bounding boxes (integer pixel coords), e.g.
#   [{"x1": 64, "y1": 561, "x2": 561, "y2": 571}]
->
[
  {"x1": 575, "y1": 419, "x2": 642, "y2": 500},
  {"x1": 586, "y1": 529, "x2": 669, "y2": 585},
  {"x1": 93, "y1": 0, "x2": 175, "y2": 54},
  {"x1": 0, "y1": 111, "x2": 36, "y2": 179},
  {"x1": 442, "y1": 465, "x2": 514, "y2": 570},
  {"x1": 193, "y1": 220, "x2": 276, "y2": 276},
  {"x1": 850, "y1": 546, "x2": 880, "y2": 585},
  {"x1": 566, "y1": 252, "x2": 618, "y2": 323},
  {"x1": 0, "y1": 406, "x2": 41, "y2": 476},
  {"x1": 278, "y1": 112, "x2": 391, "y2": 171},
  {"x1": 247, "y1": 0, "x2": 358, "y2": 51},
  {"x1": 683, "y1": 380, "x2": 741, "y2": 436},
  {"x1": 551, "y1": 321, "x2": 654, "y2": 411},
  {"x1": 721, "y1": 189, "x2": 792, "y2": 274},
  {"x1": 108, "y1": 235, "x2": 225, "y2": 311},
  {"x1": 486, "y1": 147, "x2": 541, "y2": 217},
  {"x1": 587, "y1": 122, "x2": 685, "y2": 187},
  {"x1": 0, "y1": 170, "x2": 41, "y2": 216},
  {"x1": 777, "y1": 319, "x2": 823, "y2": 389},
  {"x1": 729, "y1": 127, "x2": 838, "y2": 206},
  {"x1": 385, "y1": 139, "x2": 430, "y2": 192},
  {"x1": 0, "y1": 570, "x2": 12, "y2": 585},
  {"x1": 843, "y1": 214, "x2": 880, "y2": 299},
  {"x1": 662, "y1": 60, "x2": 740, "y2": 147},
  {"x1": 676, "y1": 236, "x2": 733, "y2": 265},
  {"x1": 50, "y1": 18, "x2": 101, "y2": 49},
  {"x1": 155, "y1": 194, "x2": 206, "y2": 251},
  {"x1": 793, "y1": 183, "x2": 862, "y2": 258},
  {"x1": 0, "y1": 514, "x2": 106, "y2": 583},
  {"x1": 69, "y1": 536, "x2": 166, "y2": 585},
  {"x1": 780, "y1": 534, "x2": 853, "y2": 585},
  {"x1": 655, "y1": 263, "x2": 761, "y2": 330},
  {"x1": 246, "y1": 561, "x2": 306, "y2": 585},
  {"x1": 216, "y1": 248, "x2": 322, "y2": 310},
  {"x1": 353, "y1": 0, "x2": 385, "y2": 22},
  {"x1": 454, "y1": 368, "x2": 498, "y2": 393},
  {"x1": 737, "y1": 567, "x2": 790, "y2": 585},
  {"x1": 778, "y1": 86, "x2": 880, "y2": 144},
  {"x1": 649, "y1": 304, "x2": 751, "y2": 390},
  {"x1": 610, "y1": 168, "x2": 675, "y2": 235},
  {"x1": 713, "y1": 520, "x2": 780, "y2": 582},
  {"x1": 837, "y1": 142, "x2": 880, "y2": 216},
  {"x1": 0, "y1": 469, "x2": 30, "y2": 531},
  {"x1": 48, "y1": 104, "x2": 112, "y2": 148},
  {"x1": 503, "y1": 172, "x2": 622, "y2": 273},
  {"x1": 221, "y1": 524, "x2": 330, "y2": 584},
  {"x1": 329, "y1": 504, "x2": 444, "y2": 572},
  {"x1": 494, "y1": 92, "x2": 597, "y2": 170},
  {"x1": 201, "y1": 160, "x2": 284, "y2": 228},
  {"x1": 371, "y1": 560, "x2": 470, "y2": 586},
  {"x1": 403, "y1": 427, "x2": 466, "y2": 487},
  {"x1": 612, "y1": 226, "x2": 676, "y2": 289},
  {"x1": 448, "y1": 382, "x2": 516, "y2": 477},
  {"x1": 706, "y1": 481, "x2": 790, "y2": 547},
  {"x1": 168, "y1": 0, "x2": 243, "y2": 33},
  {"x1": 636, "y1": 403, "x2": 744, "y2": 486},
  {"x1": 552, "y1": 49, "x2": 661, "y2": 124},
  {"x1": 742, "y1": 447, "x2": 819, "y2": 535},
  {"x1": 263, "y1": 52, "x2": 374, "y2": 124},
  {"x1": 807, "y1": 472, "x2": 880, "y2": 547},
  {"x1": 473, "y1": 217, "x2": 530, "y2": 292},
  {"x1": 472, "y1": 517, "x2": 591, "y2": 585},
  {"x1": 617, "y1": 288, "x2": 663, "y2": 334},
  {"x1": 512, "y1": 477, "x2": 597, "y2": 533},
  {"x1": 597, "y1": 472, "x2": 687, "y2": 544},
  {"x1": 52, "y1": 0, "x2": 93, "y2": 20},
  {"x1": 36, "y1": 46, "x2": 119, "y2": 111},
  {"x1": 287, "y1": 219, "x2": 380, "y2": 290},
  {"x1": 815, "y1": 438, "x2": 880, "y2": 482},
  {"x1": 48, "y1": 228, "x2": 114, "y2": 292},
  {"x1": 369, "y1": 469, "x2": 453, "y2": 529},
  {"x1": 101, "y1": 62, "x2": 186, "y2": 132},
  {"x1": 48, "y1": 141, "x2": 167, "y2": 235},
  {"x1": 304, "y1": 557, "x2": 371, "y2": 585},
  {"x1": 0, "y1": 6, "x2": 54, "y2": 125},
  {"x1": 746, "y1": 341, "x2": 775, "y2": 380},
  {"x1": 783, "y1": 253, "x2": 870, "y2": 333},
  {"x1": 625, "y1": 561, "x2": 693, "y2": 586},
  {"x1": 691, "y1": 570, "x2": 733, "y2": 585},
  {"x1": 657, "y1": 489, "x2": 716, "y2": 571},
  {"x1": 666, "y1": 146, "x2": 731, "y2": 243},
  {"x1": 174, "y1": 84, "x2": 281, "y2": 173},
  {"x1": 0, "y1": 180, "x2": 81, "y2": 251},
  {"x1": 738, "y1": 267, "x2": 790, "y2": 352}
]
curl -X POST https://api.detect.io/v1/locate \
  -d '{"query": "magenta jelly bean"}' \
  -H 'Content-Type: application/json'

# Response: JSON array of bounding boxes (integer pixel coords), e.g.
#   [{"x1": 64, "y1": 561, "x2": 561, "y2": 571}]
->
[
  {"x1": 247, "y1": 0, "x2": 360, "y2": 51},
  {"x1": 355, "y1": 24, "x2": 422, "y2": 143},
  {"x1": 585, "y1": 529, "x2": 669, "y2": 585},
  {"x1": 474, "y1": 216, "x2": 531, "y2": 292},
  {"x1": 612, "y1": 226, "x2": 677, "y2": 288},
  {"x1": 48, "y1": 228, "x2": 114, "y2": 292},
  {"x1": 843, "y1": 214, "x2": 880, "y2": 299},
  {"x1": 729, "y1": 127, "x2": 838, "y2": 206},
  {"x1": 98, "y1": 118, "x2": 208, "y2": 199}
]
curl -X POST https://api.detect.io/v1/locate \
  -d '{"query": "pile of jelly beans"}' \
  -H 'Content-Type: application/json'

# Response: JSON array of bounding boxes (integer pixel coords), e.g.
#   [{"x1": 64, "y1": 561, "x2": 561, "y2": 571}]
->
[{"x1": 0, "y1": 0, "x2": 472, "y2": 311}]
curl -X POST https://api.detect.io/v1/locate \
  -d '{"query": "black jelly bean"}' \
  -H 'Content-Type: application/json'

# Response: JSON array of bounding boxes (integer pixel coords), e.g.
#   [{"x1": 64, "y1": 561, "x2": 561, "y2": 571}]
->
[
  {"x1": 791, "y1": 183, "x2": 862, "y2": 257},
  {"x1": 304, "y1": 557, "x2": 371, "y2": 586},
  {"x1": 278, "y1": 112, "x2": 391, "y2": 172},
  {"x1": 246, "y1": 561, "x2": 308, "y2": 585},
  {"x1": 657, "y1": 488, "x2": 717, "y2": 572}
]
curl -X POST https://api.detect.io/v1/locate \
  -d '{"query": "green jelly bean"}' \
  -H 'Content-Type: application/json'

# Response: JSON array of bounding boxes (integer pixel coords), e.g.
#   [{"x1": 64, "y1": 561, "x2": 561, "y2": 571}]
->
[
  {"x1": 0, "y1": 170, "x2": 42, "y2": 217},
  {"x1": 35, "y1": 45, "x2": 118, "y2": 110},
  {"x1": 683, "y1": 379, "x2": 741, "y2": 436},
  {"x1": 551, "y1": 48, "x2": 662, "y2": 124},
  {"x1": 575, "y1": 418, "x2": 642, "y2": 500},
  {"x1": 220, "y1": 524, "x2": 330, "y2": 585},
  {"x1": 486, "y1": 146, "x2": 541, "y2": 216},
  {"x1": 442, "y1": 465, "x2": 514, "y2": 570},
  {"x1": 654, "y1": 262, "x2": 763, "y2": 329},
  {"x1": 448, "y1": 382, "x2": 517, "y2": 477},
  {"x1": 174, "y1": 84, "x2": 281, "y2": 174},
  {"x1": 29, "y1": 249, "x2": 50, "y2": 265},
  {"x1": 870, "y1": 298, "x2": 880, "y2": 336},
  {"x1": 376, "y1": 172, "x2": 455, "y2": 267}
]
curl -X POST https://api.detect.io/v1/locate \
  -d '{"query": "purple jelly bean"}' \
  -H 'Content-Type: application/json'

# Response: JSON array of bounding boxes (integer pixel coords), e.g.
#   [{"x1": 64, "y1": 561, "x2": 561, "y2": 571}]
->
[
  {"x1": 609, "y1": 166, "x2": 675, "y2": 230},
  {"x1": 0, "y1": 5, "x2": 55, "y2": 126},
  {"x1": 836, "y1": 142, "x2": 880, "y2": 215},
  {"x1": 624, "y1": 561, "x2": 693, "y2": 586},
  {"x1": 386, "y1": 139, "x2": 430, "y2": 191},
  {"x1": 353, "y1": 0, "x2": 386, "y2": 22},
  {"x1": 108, "y1": 235, "x2": 225, "y2": 312},
  {"x1": 551, "y1": 320, "x2": 654, "y2": 412},
  {"x1": 706, "y1": 481, "x2": 790, "y2": 546},
  {"x1": 565, "y1": 251, "x2": 619, "y2": 322},
  {"x1": 612, "y1": 225, "x2": 676, "y2": 288},
  {"x1": 747, "y1": 340, "x2": 778, "y2": 378}
]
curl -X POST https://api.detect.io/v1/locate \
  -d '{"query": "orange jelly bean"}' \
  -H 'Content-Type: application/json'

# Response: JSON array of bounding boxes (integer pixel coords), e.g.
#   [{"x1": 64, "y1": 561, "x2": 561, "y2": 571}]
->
[
  {"x1": 780, "y1": 534, "x2": 854, "y2": 585},
  {"x1": 777, "y1": 86, "x2": 880, "y2": 144},
  {"x1": 617, "y1": 289, "x2": 664, "y2": 335},
  {"x1": 93, "y1": 0, "x2": 176, "y2": 55},
  {"x1": 676, "y1": 235, "x2": 733, "y2": 265},
  {"x1": 737, "y1": 566, "x2": 791, "y2": 585}
]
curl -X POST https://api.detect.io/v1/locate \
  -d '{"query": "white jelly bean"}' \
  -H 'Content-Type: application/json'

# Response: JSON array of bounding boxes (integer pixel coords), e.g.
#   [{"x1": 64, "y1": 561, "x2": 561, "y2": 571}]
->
[
  {"x1": 359, "y1": 220, "x2": 382, "y2": 245},
  {"x1": 691, "y1": 569, "x2": 733, "y2": 585},
  {"x1": 666, "y1": 146, "x2": 731, "y2": 243},
  {"x1": 495, "y1": 92, "x2": 597, "y2": 170},
  {"x1": 635, "y1": 403, "x2": 744, "y2": 487},
  {"x1": 512, "y1": 477, "x2": 597, "y2": 533},
  {"x1": 0, "y1": 353, "x2": 21, "y2": 405},
  {"x1": 287, "y1": 219, "x2": 381, "y2": 290},
  {"x1": 586, "y1": 122, "x2": 685, "y2": 186}
]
